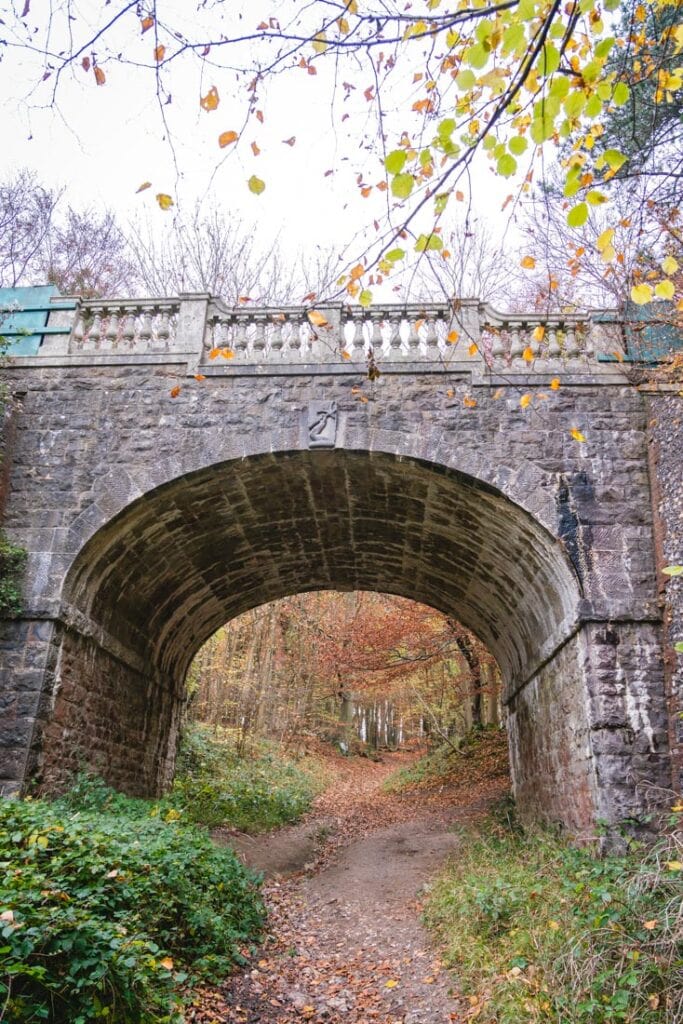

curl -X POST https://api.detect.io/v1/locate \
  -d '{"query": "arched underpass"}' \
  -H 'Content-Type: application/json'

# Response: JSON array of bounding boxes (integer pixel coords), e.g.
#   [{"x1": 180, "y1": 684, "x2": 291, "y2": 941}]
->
[{"x1": 35, "y1": 448, "x2": 607, "y2": 832}]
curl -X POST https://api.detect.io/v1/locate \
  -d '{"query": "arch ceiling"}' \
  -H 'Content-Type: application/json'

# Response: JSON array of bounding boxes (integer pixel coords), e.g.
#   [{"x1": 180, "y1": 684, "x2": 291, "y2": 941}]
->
[{"x1": 61, "y1": 450, "x2": 581, "y2": 686}]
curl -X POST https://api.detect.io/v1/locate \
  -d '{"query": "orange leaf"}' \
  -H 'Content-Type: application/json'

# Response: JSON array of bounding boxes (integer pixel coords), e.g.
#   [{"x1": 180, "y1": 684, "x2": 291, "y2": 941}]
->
[
  {"x1": 141, "y1": 15, "x2": 154, "y2": 32},
  {"x1": 521, "y1": 255, "x2": 536, "y2": 269},
  {"x1": 194, "y1": 374, "x2": 206, "y2": 381},
  {"x1": 308, "y1": 310, "x2": 329, "y2": 328},
  {"x1": 361, "y1": 186, "x2": 372, "y2": 197},
  {"x1": 570, "y1": 427, "x2": 586, "y2": 442},
  {"x1": 447, "y1": 331, "x2": 459, "y2": 345},
  {"x1": 154, "y1": 45, "x2": 165, "y2": 62},
  {"x1": 520, "y1": 393, "x2": 532, "y2": 408},
  {"x1": 350, "y1": 264, "x2": 365, "y2": 281},
  {"x1": 256, "y1": 110, "x2": 264, "y2": 123},
  {"x1": 251, "y1": 141, "x2": 261, "y2": 156},
  {"x1": 446, "y1": 388, "x2": 455, "y2": 397},
  {"x1": 468, "y1": 342, "x2": 478, "y2": 356},
  {"x1": 170, "y1": 386, "x2": 181, "y2": 398},
  {"x1": 94, "y1": 66, "x2": 106, "y2": 86},
  {"x1": 364, "y1": 86, "x2": 374, "y2": 101},
  {"x1": 463, "y1": 395, "x2": 477, "y2": 408},
  {"x1": 160, "y1": 956, "x2": 174, "y2": 970},
  {"x1": 455, "y1": 190, "x2": 464, "y2": 201},
  {"x1": 219, "y1": 130, "x2": 239, "y2": 147},
  {"x1": 341, "y1": 350, "x2": 351, "y2": 360},
  {"x1": 522, "y1": 346, "x2": 534, "y2": 362},
  {"x1": 200, "y1": 86, "x2": 219, "y2": 111},
  {"x1": 136, "y1": 181, "x2": 152, "y2": 193},
  {"x1": 209, "y1": 348, "x2": 221, "y2": 360},
  {"x1": 550, "y1": 377, "x2": 561, "y2": 390},
  {"x1": 492, "y1": 387, "x2": 504, "y2": 399},
  {"x1": 643, "y1": 920, "x2": 657, "y2": 930},
  {"x1": 220, "y1": 348, "x2": 235, "y2": 359}
]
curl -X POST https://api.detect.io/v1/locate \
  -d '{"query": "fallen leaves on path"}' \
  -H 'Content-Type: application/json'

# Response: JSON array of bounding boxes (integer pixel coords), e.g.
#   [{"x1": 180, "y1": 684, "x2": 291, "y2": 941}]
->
[{"x1": 190, "y1": 733, "x2": 510, "y2": 1024}]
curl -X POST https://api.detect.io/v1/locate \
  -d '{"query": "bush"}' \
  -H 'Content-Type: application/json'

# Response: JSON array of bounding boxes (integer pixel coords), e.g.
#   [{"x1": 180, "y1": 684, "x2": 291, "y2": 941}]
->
[
  {"x1": 0, "y1": 531, "x2": 27, "y2": 617},
  {"x1": 171, "y1": 725, "x2": 324, "y2": 831},
  {"x1": 0, "y1": 787, "x2": 265, "y2": 1022},
  {"x1": 424, "y1": 809, "x2": 683, "y2": 1023}
]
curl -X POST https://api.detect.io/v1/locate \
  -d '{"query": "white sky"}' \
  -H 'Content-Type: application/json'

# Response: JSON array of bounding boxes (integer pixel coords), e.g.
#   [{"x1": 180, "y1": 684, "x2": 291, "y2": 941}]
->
[{"x1": 1, "y1": 1, "x2": 524, "y2": 293}]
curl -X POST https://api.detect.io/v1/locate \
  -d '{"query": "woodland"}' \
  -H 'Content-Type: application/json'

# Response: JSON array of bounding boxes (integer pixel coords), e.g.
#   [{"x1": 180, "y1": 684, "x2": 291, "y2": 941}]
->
[{"x1": 0, "y1": 0, "x2": 682, "y2": 1020}]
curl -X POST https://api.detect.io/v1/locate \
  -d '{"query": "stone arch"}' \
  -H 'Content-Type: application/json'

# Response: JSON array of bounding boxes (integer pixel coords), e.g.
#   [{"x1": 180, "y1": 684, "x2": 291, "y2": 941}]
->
[{"x1": 36, "y1": 447, "x2": 594, "y2": 826}]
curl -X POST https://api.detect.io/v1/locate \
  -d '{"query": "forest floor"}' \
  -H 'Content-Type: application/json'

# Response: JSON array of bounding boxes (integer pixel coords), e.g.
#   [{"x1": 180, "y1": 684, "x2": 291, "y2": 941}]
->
[{"x1": 187, "y1": 732, "x2": 510, "y2": 1024}]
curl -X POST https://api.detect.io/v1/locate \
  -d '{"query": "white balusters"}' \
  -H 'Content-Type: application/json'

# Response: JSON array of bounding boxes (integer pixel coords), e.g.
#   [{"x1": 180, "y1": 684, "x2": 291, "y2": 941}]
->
[{"x1": 407, "y1": 318, "x2": 421, "y2": 359}]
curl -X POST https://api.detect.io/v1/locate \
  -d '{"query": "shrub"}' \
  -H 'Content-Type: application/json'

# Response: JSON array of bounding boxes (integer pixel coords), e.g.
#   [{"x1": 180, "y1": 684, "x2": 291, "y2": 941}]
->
[
  {"x1": 171, "y1": 725, "x2": 324, "y2": 831},
  {"x1": 0, "y1": 531, "x2": 27, "y2": 617},
  {"x1": 0, "y1": 788, "x2": 265, "y2": 1022},
  {"x1": 424, "y1": 809, "x2": 683, "y2": 1023}
]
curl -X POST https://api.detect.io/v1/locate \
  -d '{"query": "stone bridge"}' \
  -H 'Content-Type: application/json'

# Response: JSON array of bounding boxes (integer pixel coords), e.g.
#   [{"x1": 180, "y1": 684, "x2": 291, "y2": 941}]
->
[{"x1": 1, "y1": 292, "x2": 681, "y2": 838}]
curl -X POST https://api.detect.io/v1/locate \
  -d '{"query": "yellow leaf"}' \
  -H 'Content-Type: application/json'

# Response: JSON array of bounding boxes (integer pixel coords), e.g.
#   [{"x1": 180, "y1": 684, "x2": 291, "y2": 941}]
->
[
  {"x1": 341, "y1": 350, "x2": 351, "y2": 360},
  {"x1": 160, "y1": 957, "x2": 174, "y2": 970},
  {"x1": 521, "y1": 255, "x2": 536, "y2": 269},
  {"x1": 446, "y1": 388, "x2": 455, "y2": 397},
  {"x1": 520, "y1": 393, "x2": 532, "y2": 408},
  {"x1": 154, "y1": 45, "x2": 165, "y2": 62},
  {"x1": 219, "y1": 348, "x2": 235, "y2": 359},
  {"x1": 671, "y1": 802, "x2": 683, "y2": 812},
  {"x1": 570, "y1": 427, "x2": 586, "y2": 442},
  {"x1": 136, "y1": 182, "x2": 152, "y2": 193},
  {"x1": 248, "y1": 175, "x2": 266, "y2": 195},
  {"x1": 200, "y1": 86, "x2": 219, "y2": 111},
  {"x1": 666, "y1": 860, "x2": 682, "y2": 871},
  {"x1": 550, "y1": 377, "x2": 561, "y2": 390},
  {"x1": 385, "y1": 980, "x2": 399, "y2": 988},
  {"x1": 219, "y1": 130, "x2": 239, "y2": 147},
  {"x1": 156, "y1": 193, "x2": 174, "y2": 210},
  {"x1": 312, "y1": 32, "x2": 327, "y2": 53},
  {"x1": 548, "y1": 920, "x2": 560, "y2": 930},
  {"x1": 662, "y1": 255, "x2": 678, "y2": 275},
  {"x1": 463, "y1": 395, "x2": 477, "y2": 408},
  {"x1": 492, "y1": 387, "x2": 504, "y2": 399},
  {"x1": 522, "y1": 345, "x2": 534, "y2": 362},
  {"x1": 643, "y1": 920, "x2": 657, "y2": 930},
  {"x1": 447, "y1": 330, "x2": 460, "y2": 344},
  {"x1": 308, "y1": 310, "x2": 329, "y2": 328},
  {"x1": 596, "y1": 227, "x2": 615, "y2": 252},
  {"x1": 631, "y1": 283, "x2": 653, "y2": 305},
  {"x1": 94, "y1": 66, "x2": 106, "y2": 86},
  {"x1": 655, "y1": 280, "x2": 675, "y2": 300},
  {"x1": 532, "y1": 325, "x2": 545, "y2": 342}
]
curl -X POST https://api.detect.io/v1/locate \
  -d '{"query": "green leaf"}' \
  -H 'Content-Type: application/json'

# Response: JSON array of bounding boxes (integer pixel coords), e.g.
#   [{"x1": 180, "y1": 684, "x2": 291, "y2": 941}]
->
[
  {"x1": 455, "y1": 69, "x2": 477, "y2": 90},
  {"x1": 359, "y1": 289, "x2": 373, "y2": 308},
  {"x1": 539, "y1": 43, "x2": 560, "y2": 74},
  {"x1": 437, "y1": 118, "x2": 457, "y2": 139},
  {"x1": 530, "y1": 115, "x2": 555, "y2": 144},
  {"x1": 385, "y1": 150, "x2": 407, "y2": 174},
  {"x1": 509, "y1": 135, "x2": 528, "y2": 156},
  {"x1": 613, "y1": 81, "x2": 629, "y2": 105},
  {"x1": 674, "y1": 641, "x2": 683, "y2": 653},
  {"x1": 563, "y1": 166, "x2": 581, "y2": 197},
  {"x1": 465, "y1": 43, "x2": 489, "y2": 69},
  {"x1": 564, "y1": 91, "x2": 586, "y2": 118},
  {"x1": 391, "y1": 173, "x2": 414, "y2": 199},
  {"x1": 415, "y1": 233, "x2": 443, "y2": 252},
  {"x1": 247, "y1": 175, "x2": 265, "y2": 195},
  {"x1": 502, "y1": 23, "x2": 525, "y2": 54},
  {"x1": 595, "y1": 36, "x2": 615, "y2": 59},
  {"x1": 585, "y1": 93, "x2": 602, "y2": 118},
  {"x1": 497, "y1": 153, "x2": 517, "y2": 177},
  {"x1": 586, "y1": 190, "x2": 607, "y2": 205},
  {"x1": 604, "y1": 148, "x2": 627, "y2": 171},
  {"x1": 434, "y1": 193, "x2": 450, "y2": 214},
  {"x1": 567, "y1": 202, "x2": 588, "y2": 228},
  {"x1": 385, "y1": 248, "x2": 406, "y2": 262}
]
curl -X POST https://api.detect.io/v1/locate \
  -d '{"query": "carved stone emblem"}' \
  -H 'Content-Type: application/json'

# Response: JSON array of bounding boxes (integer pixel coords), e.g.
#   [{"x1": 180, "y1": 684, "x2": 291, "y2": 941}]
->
[{"x1": 308, "y1": 401, "x2": 337, "y2": 448}]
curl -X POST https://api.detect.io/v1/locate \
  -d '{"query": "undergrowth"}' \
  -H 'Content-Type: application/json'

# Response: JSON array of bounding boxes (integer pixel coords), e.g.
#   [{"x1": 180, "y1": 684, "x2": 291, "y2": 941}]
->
[
  {"x1": 383, "y1": 727, "x2": 508, "y2": 793},
  {"x1": 0, "y1": 782, "x2": 265, "y2": 1022},
  {"x1": 424, "y1": 802, "x2": 683, "y2": 1023},
  {"x1": 170, "y1": 724, "x2": 326, "y2": 831}
]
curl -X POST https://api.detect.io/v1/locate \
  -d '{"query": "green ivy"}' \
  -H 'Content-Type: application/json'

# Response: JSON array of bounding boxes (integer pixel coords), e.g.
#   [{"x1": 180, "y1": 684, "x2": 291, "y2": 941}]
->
[
  {"x1": 0, "y1": 784, "x2": 265, "y2": 1021},
  {"x1": 0, "y1": 531, "x2": 27, "y2": 618}
]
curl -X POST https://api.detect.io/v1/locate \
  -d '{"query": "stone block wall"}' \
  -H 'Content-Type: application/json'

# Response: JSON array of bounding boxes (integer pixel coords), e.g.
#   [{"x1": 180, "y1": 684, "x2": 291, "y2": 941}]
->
[{"x1": 0, "y1": 359, "x2": 674, "y2": 829}]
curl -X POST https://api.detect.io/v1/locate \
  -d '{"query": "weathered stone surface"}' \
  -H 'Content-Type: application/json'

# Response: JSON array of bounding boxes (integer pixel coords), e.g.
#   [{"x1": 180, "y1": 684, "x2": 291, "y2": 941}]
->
[
  {"x1": 0, "y1": 360, "x2": 675, "y2": 831},
  {"x1": 645, "y1": 393, "x2": 683, "y2": 791}
]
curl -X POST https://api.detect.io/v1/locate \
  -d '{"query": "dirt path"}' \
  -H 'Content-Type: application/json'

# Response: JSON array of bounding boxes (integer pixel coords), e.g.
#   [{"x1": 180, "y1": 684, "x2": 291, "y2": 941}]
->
[{"x1": 191, "y1": 737, "x2": 510, "y2": 1024}]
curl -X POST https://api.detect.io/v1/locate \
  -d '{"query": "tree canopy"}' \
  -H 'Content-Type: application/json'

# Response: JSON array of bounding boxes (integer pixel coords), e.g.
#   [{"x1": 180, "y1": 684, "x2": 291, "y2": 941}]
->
[{"x1": 1, "y1": 0, "x2": 681, "y2": 308}]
